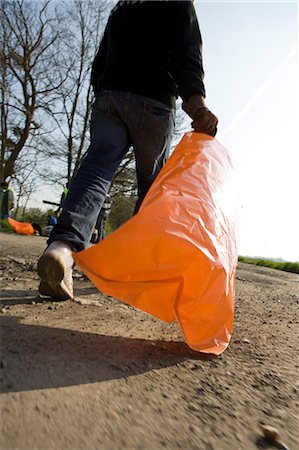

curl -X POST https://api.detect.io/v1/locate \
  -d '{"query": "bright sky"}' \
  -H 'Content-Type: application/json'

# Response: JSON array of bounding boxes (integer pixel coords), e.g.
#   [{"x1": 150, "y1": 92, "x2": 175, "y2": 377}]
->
[
  {"x1": 194, "y1": 0, "x2": 299, "y2": 262},
  {"x1": 29, "y1": 0, "x2": 299, "y2": 262}
]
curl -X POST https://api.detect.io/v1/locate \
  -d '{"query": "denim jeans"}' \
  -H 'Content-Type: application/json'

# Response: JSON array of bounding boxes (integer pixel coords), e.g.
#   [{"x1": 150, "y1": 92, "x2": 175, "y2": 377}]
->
[{"x1": 49, "y1": 90, "x2": 175, "y2": 251}]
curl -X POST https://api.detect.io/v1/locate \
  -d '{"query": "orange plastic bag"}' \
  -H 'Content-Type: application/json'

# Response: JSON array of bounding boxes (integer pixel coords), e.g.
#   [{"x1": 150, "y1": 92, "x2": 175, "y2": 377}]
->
[
  {"x1": 74, "y1": 132, "x2": 239, "y2": 355},
  {"x1": 7, "y1": 218, "x2": 34, "y2": 235}
]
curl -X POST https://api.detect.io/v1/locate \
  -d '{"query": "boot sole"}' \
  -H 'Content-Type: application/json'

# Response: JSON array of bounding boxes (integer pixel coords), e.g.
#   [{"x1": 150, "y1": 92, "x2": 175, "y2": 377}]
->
[{"x1": 37, "y1": 253, "x2": 73, "y2": 301}]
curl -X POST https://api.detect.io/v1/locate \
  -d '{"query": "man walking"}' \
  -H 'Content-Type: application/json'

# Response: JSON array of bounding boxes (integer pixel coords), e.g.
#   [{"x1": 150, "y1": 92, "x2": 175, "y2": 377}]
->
[{"x1": 37, "y1": 0, "x2": 218, "y2": 300}]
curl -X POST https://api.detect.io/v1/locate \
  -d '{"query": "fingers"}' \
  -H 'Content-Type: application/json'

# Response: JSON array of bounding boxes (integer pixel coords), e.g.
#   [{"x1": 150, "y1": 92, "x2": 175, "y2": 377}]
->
[
  {"x1": 182, "y1": 95, "x2": 218, "y2": 137},
  {"x1": 192, "y1": 109, "x2": 218, "y2": 137}
]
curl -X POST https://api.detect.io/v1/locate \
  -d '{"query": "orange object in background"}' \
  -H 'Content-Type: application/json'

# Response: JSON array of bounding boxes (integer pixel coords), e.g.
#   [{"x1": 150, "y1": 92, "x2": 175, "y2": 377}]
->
[
  {"x1": 7, "y1": 217, "x2": 34, "y2": 235},
  {"x1": 74, "y1": 132, "x2": 239, "y2": 355}
]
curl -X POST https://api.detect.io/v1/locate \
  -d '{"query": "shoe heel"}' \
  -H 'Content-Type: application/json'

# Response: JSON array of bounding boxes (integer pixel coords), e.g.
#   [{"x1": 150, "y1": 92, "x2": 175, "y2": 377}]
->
[{"x1": 37, "y1": 253, "x2": 65, "y2": 283}]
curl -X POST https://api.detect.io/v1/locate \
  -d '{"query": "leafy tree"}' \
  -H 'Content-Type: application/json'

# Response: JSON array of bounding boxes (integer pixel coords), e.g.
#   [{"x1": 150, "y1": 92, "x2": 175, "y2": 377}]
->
[
  {"x1": 16, "y1": 206, "x2": 54, "y2": 227},
  {"x1": 107, "y1": 194, "x2": 137, "y2": 231}
]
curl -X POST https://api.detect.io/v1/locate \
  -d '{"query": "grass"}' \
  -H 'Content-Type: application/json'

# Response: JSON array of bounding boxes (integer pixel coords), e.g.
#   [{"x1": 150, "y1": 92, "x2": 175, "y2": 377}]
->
[
  {"x1": 0, "y1": 219, "x2": 13, "y2": 233},
  {"x1": 238, "y1": 256, "x2": 299, "y2": 274}
]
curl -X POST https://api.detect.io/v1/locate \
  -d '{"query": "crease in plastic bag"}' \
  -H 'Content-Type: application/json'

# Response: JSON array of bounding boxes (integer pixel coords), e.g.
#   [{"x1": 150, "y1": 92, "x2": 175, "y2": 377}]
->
[{"x1": 74, "y1": 132, "x2": 239, "y2": 355}]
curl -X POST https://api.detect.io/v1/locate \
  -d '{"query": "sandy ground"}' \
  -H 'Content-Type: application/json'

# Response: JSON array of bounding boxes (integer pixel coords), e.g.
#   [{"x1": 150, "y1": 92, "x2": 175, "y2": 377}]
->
[{"x1": 0, "y1": 232, "x2": 298, "y2": 450}]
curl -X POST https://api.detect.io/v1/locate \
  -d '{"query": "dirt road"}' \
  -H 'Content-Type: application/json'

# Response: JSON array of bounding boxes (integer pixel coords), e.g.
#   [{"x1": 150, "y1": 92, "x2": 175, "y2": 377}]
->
[{"x1": 0, "y1": 232, "x2": 298, "y2": 450}]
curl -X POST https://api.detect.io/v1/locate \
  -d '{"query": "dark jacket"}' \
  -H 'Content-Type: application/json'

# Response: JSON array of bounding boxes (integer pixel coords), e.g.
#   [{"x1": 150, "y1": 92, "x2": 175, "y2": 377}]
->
[{"x1": 91, "y1": 0, "x2": 206, "y2": 108}]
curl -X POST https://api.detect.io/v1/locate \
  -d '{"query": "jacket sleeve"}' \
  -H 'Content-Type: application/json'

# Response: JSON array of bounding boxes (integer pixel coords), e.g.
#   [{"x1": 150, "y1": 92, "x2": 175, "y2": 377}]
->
[
  {"x1": 168, "y1": 1, "x2": 206, "y2": 101},
  {"x1": 91, "y1": 27, "x2": 108, "y2": 95}
]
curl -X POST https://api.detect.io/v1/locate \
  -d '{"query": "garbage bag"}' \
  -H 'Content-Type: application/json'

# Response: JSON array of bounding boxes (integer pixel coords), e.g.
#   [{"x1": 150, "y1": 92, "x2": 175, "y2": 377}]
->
[
  {"x1": 74, "y1": 132, "x2": 239, "y2": 355},
  {"x1": 7, "y1": 218, "x2": 34, "y2": 235}
]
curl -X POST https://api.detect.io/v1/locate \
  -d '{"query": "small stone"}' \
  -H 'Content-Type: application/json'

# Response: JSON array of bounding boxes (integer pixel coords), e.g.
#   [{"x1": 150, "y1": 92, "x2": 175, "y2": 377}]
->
[
  {"x1": 183, "y1": 361, "x2": 200, "y2": 370},
  {"x1": 32, "y1": 301, "x2": 37, "y2": 305},
  {"x1": 242, "y1": 338, "x2": 250, "y2": 344},
  {"x1": 206, "y1": 398, "x2": 221, "y2": 409},
  {"x1": 258, "y1": 424, "x2": 289, "y2": 449},
  {"x1": 189, "y1": 424, "x2": 201, "y2": 434},
  {"x1": 106, "y1": 409, "x2": 119, "y2": 420},
  {"x1": 293, "y1": 381, "x2": 299, "y2": 392},
  {"x1": 188, "y1": 402, "x2": 200, "y2": 412},
  {"x1": 236, "y1": 433, "x2": 243, "y2": 442},
  {"x1": 275, "y1": 409, "x2": 287, "y2": 419}
]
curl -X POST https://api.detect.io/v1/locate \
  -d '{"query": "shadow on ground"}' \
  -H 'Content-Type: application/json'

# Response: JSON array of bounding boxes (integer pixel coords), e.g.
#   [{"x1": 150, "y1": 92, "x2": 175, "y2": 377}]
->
[
  {"x1": 0, "y1": 286, "x2": 100, "y2": 306},
  {"x1": 0, "y1": 315, "x2": 214, "y2": 394}
]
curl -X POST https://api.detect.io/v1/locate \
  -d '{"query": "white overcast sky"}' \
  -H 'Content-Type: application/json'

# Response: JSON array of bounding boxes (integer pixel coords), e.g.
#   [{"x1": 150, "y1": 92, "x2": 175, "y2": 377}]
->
[{"x1": 194, "y1": 0, "x2": 299, "y2": 262}]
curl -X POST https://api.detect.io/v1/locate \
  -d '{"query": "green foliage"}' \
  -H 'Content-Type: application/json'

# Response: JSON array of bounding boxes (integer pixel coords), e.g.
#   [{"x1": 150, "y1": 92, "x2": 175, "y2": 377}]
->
[
  {"x1": 238, "y1": 256, "x2": 299, "y2": 274},
  {"x1": 107, "y1": 194, "x2": 136, "y2": 231},
  {"x1": 16, "y1": 207, "x2": 55, "y2": 228},
  {"x1": 104, "y1": 221, "x2": 114, "y2": 237},
  {"x1": 0, "y1": 219, "x2": 13, "y2": 232}
]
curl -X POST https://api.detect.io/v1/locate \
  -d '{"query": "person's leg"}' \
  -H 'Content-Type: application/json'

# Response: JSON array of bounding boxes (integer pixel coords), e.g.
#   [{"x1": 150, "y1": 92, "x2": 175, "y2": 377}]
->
[
  {"x1": 128, "y1": 95, "x2": 175, "y2": 213},
  {"x1": 38, "y1": 91, "x2": 131, "y2": 300},
  {"x1": 48, "y1": 91, "x2": 131, "y2": 252}
]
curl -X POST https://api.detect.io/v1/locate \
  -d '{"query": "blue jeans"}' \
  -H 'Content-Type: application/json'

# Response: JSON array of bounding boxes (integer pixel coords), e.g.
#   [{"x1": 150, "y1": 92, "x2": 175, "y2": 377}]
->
[{"x1": 49, "y1": 91, "x2": 175, "y2": 251}]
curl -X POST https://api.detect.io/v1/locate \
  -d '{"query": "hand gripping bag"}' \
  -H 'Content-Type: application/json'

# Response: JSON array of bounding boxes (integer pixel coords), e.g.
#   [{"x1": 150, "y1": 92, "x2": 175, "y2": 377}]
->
[{"x1": 74, "y1": 132, "x2": 239, "y2": 355}]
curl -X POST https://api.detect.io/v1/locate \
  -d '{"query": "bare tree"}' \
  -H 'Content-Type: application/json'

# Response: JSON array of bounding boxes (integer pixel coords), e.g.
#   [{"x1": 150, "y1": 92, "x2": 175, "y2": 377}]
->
[
  {"x1": 40, "y1": 0, "x2": 113, "y2": 187},
  {"x1": 11, "y1": 135, "x2": 43, "y2": 216},
  {"x1": 0, "y1": 0, "x2": 66, "y2": 182}
]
